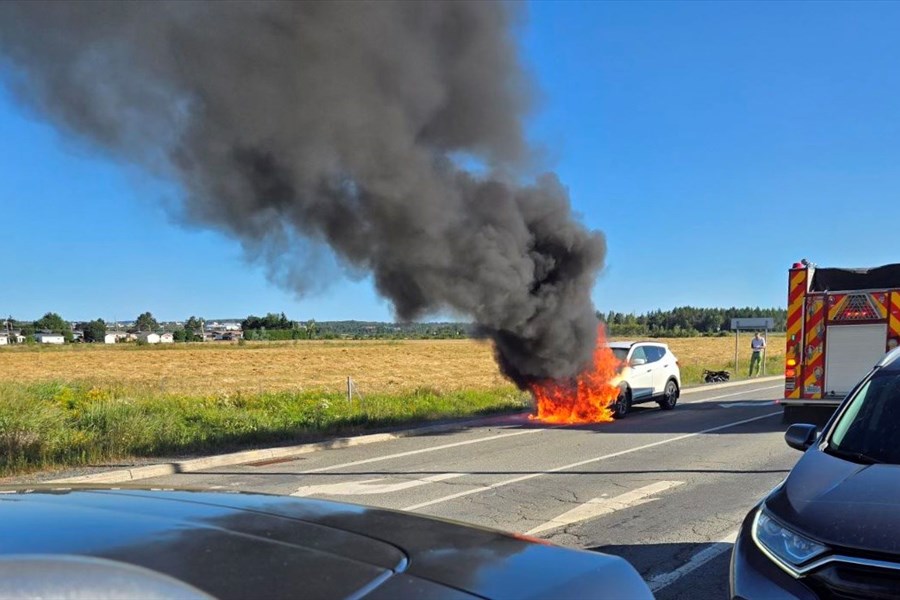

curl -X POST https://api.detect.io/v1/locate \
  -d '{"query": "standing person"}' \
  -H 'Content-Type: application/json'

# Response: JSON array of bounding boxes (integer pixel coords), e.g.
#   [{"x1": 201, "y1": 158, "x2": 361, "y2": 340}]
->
[{"x1": 749, "y1": 332, "x2": 766, "y2": 377}]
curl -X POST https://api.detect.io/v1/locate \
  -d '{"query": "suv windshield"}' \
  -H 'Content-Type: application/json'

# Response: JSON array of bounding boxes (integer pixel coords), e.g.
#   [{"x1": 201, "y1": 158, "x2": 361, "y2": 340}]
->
[
  {"x1": 611, "y1": 348, "x2": 629, "y2": 363},
  {"x1": 828, "y1": 371, "x2": 900, "y2": 465}
]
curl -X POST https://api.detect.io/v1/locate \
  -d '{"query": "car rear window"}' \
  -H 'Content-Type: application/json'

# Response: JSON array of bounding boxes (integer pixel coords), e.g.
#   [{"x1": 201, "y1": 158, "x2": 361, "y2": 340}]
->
[
  {"x1": 828, "y1": 371, "x2": 900, "y2": 465},
  {"x1": 643, "y1": 346, "x2": 665, "y2": 363}
]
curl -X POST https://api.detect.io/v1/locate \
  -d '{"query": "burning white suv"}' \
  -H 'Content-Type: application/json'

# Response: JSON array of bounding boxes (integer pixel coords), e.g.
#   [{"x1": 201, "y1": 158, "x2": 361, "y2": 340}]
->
[{"x1": 607, "y1": 341, "x2": 681, "y2": 418}]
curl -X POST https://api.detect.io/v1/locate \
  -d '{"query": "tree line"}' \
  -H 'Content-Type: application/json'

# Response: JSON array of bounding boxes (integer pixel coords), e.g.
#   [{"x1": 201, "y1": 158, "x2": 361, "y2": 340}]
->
[
  {"x1": 240, "y1": 313, "x2": 470, "y2": 340},
  {"x1": 4, "y1": 306, "x2": 788, "y2": 344},
  {"x1": 597, "y1": 306, "x2": 787, "y2": 337},
  {"x1": 3, "y1": 311, "x2": 205, "y2": 343}
]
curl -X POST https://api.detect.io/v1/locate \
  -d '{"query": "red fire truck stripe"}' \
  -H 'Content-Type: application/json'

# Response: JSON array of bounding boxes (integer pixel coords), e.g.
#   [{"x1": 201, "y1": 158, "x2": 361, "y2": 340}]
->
[
  {"x1": 803, "y1": 298, "x2": 826, "y2": 399},
  {"x1": 871, "y1": 293, "x2": 888, "y2": 319},
  {"x1": 827, "y1": 294, "x2": 846, "y2": 322},
  {"x1": 787, "y1": 274, "x2": 805, "y2": 338},
  {"x1": 890, "y1": 292, "x2": 900, "y2": 345},
  {"x1": 785, "y1": 269, "x2": 806, "y2": 399}
]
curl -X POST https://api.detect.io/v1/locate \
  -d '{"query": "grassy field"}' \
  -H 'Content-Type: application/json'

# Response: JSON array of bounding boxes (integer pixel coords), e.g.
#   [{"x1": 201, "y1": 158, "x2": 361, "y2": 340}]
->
[
  {"x1": 657, "y1": 335, "x2": 785, "y2": 383},
  {"x1": 0, "y1": 336, "x2": 784, "y2": 477},
  {"x1": 0, "y1": 340, "x2": 510, "y2": 396},
  {"x1": 0, "y1": 335, "x2": 784, "y2": 394}
]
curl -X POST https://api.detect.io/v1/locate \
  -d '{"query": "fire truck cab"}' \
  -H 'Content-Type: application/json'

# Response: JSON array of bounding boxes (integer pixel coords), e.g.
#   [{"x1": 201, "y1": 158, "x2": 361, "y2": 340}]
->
[{"x1": 783, "y1": 261, "x2": 900, "y2": 412}]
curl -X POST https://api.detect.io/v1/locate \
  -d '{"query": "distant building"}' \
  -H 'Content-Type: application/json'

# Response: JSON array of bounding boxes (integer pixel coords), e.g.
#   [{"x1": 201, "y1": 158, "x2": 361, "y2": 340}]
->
[
  {"x1": 104, "y1": 333, "x2": 118, "y2": 344},
  {"x1": 214, "y1": 331, "x2": 243, "y2": 341},
  {"x1": 138, "y1": 332, "x2": 161, "y2": 344},
  {"x1": 35, "y1": 333, "x2": 65, "y2": 345},
  {"x1": 159, "y1": 332, "x2": 174, "y2": 344},
  {"x1": 0, "y1": 334, "x2": 8, "y2": 346}
]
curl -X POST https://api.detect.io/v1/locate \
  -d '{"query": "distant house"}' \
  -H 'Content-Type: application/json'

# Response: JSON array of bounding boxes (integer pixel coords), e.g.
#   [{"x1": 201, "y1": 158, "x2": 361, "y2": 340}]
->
[
  {"x1": 138, "y1": 332, "x2": 161, "y2": 344},
  {"x1": 0, "y1": 334, "x2": 8, "y2": 346},
  {"x1": 159, "y1": 332, "x2": 174, "y2": 344},
  {"x1": 214, "y1": 331, "x2": 243, "y2": 341},
  {"x1": 35, "y1": 333, "x2": 65, "y2": 345},
  {"x1": 104, "y1": 333, "x2": 119, "y2": 344}
]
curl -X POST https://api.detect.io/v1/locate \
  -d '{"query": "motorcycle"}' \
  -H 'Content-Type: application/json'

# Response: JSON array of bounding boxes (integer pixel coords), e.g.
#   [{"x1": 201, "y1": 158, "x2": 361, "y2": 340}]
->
[{"x1": 703, "y1": 369, "x2": 731, "y2": 383}]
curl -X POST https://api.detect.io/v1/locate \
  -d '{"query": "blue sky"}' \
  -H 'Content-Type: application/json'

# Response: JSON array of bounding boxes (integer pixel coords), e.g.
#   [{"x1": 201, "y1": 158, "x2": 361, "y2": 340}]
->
[{"x1": 1, "y1": 1, "x2": 897, "y2": 322}]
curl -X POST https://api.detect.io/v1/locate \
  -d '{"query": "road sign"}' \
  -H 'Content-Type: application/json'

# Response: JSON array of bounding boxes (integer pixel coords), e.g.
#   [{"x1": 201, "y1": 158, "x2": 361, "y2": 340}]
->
[
  {"x1": 731, "y1": 318, "x2": 775, "y2": 376},
  {"x1": 730, "y1": 318, "x2": 774, "y2": 330}
]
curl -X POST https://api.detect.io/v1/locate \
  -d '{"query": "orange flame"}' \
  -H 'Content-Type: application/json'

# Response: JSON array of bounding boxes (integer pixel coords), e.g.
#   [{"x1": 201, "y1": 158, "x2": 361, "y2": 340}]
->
[{"x1": 529, "y1": 326, "x2": 622, "y2": 424}]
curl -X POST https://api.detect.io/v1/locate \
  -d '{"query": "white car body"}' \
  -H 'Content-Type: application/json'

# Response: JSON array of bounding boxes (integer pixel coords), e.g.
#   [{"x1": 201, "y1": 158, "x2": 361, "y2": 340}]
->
[{"x1": 607, "y1": 341, "x2": 681, "y2": 411}]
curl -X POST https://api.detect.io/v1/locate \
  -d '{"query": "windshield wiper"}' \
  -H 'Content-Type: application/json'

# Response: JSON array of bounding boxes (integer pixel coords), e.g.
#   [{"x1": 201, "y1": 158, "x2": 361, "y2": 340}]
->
[{"x1": 825, "y1": 446, "x2": 885, "y2": 465}]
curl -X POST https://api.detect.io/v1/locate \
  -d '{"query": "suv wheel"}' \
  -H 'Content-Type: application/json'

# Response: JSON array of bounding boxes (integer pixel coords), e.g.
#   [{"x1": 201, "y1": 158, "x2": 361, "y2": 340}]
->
[
  {"x1": 612, "y1": 388, "x2": 631, "y2": 419},
  {"x1": 658, "y1": 379, "x2": 679, "y2": 410}
]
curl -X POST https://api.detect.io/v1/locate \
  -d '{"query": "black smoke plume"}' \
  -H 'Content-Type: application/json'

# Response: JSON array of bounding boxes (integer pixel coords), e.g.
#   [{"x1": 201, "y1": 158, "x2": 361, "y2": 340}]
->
[{"x1": 0, "y1": 1, "x2": 605, "y2": 387}]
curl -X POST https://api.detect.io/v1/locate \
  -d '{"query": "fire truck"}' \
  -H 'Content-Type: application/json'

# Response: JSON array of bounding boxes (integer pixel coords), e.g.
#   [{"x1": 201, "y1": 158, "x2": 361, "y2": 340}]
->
[{"x1": 783, "y1": 260, "x2": 900, "y2": 412}]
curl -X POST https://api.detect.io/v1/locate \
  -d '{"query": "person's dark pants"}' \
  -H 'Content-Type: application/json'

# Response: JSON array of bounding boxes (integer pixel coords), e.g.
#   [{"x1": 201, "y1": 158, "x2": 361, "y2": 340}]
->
[{"x1": 749, "y1": 351, "x2": 762, "y2": 377}]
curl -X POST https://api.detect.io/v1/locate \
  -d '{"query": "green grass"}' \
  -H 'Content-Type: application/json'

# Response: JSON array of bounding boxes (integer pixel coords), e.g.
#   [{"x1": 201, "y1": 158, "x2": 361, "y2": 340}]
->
[
  {"x1": 680, "y1": 354, "x2": 784, "y2": 386},
  {"x1": 0, "y1": 381, "x2": 527, "y2": 478}
]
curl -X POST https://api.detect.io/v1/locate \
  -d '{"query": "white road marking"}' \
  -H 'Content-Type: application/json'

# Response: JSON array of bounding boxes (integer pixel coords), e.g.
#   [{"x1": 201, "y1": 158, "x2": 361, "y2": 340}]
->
[
  {"x1": 525, "y1": 481, "x2": 684, "y2": 535},
  {"x1": 297, "y1": 428, "x2": 545, "y2": 474},
  {"x1": 284, "y1": 382, "x2": 777, "y2": 477},
  {"x1": 682, "y1": 384, "x2": 783, "y2": 404},
  {"x1": 680, "y1": 377, "x2": 782, "y2": 395},
  {"x1": 402, "y1": 411, "x2": 781, "y2": 511},
  {"x1": 292, "y1": 472, "x2": 465, "y2": 497},
  {"x1": 719, "y1": 401, "x2": 777, "y2": 408},
  {"x1": 647, "y1": 531, "x2": 738, "y2": 592}
]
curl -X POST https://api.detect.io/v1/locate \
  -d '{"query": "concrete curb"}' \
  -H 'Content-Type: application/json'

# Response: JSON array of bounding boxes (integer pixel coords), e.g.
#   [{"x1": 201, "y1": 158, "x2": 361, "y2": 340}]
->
[
  {"x1": 49, "y1": 376, "x2": 783, "y2": 485},
  {"x1": 48, "y1": 417, "x2": 504, "y2": 484}
]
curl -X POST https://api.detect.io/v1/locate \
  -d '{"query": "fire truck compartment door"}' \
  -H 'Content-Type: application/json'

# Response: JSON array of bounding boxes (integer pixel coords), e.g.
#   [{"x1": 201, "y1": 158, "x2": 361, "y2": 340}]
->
[{"x1": 824, "y1": 323, "x2": 887, "y2": 396}]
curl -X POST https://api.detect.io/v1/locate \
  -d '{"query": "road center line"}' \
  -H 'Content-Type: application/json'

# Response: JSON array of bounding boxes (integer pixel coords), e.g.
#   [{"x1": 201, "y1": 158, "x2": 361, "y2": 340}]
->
[
  {"x1": 294, "y1": 382, "x2": 779, "y2": 479},
  {"x1": 680, "y1": 378, "x2": 782, "y2": 396},
  {"x1": 525, "y1": 481, "x2": 684, "y2": 536},
  {"x1": 402, "y1": 411, "x2": 781, "y2": 512},
  {"x1": 298, "y1": 428, "x2": 544, "y2": 474},
  {"x1": 647, "y1": 531, "x2": 738, "y2": 592},
  {"x1": 682, "y1": 384, "x2": 783, "y2": 404}
]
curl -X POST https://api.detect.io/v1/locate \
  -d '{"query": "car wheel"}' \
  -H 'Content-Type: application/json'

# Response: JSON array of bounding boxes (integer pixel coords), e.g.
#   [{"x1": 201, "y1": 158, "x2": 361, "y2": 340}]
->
[
  {"x1": 612, "y1": 388, "x2": 631, "y2": 419},
  {"x1": 658, "y1": 379, "x2": 679, "y2": 410}
]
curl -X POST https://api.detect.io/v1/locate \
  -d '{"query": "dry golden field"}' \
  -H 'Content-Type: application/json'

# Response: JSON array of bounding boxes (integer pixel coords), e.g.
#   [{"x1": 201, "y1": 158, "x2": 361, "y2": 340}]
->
[
  {"x1": 650, "y1": 334, "x2": 785, "y2": 369},
  {"x1": 0, "y1": 335, "x2": 785, "y2": 395}
]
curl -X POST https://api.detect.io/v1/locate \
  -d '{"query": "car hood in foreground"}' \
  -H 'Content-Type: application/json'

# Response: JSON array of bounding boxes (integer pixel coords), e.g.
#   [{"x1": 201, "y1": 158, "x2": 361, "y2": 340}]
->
[
  {"x1": 0, "y1": 488, "x2": 650, "y2": 600},
  {"x1": 767, "y1": 447, "x2": 900, "y2": 556}
]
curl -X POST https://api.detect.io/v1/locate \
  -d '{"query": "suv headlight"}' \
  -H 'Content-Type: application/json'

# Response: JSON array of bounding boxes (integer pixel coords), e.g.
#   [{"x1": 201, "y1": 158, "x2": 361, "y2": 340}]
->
[{"x1": 753, "y1": 508, "x2": 828, "y2": 573}]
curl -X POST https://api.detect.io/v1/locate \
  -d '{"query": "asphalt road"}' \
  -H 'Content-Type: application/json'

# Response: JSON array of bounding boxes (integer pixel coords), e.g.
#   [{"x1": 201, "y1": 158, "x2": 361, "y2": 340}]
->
[{"x1": 139, "y1": 378, "x2": 799, "y2": 599}]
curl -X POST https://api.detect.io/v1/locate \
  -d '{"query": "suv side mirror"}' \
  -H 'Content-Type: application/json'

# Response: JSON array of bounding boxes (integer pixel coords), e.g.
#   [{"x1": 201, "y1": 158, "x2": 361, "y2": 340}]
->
[
  {"x1": 630, "y1": 358, "x2": 647, "y2": 367},
  {"x1": 785, "y1": 424, "x2": 818, "y2": 451}
]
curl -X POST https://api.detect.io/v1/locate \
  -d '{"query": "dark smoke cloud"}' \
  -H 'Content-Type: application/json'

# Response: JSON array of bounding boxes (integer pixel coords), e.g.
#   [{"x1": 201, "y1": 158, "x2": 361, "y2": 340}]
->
[{"x1": 0, "y1": 1, "x2": 605, "y2": 387}]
